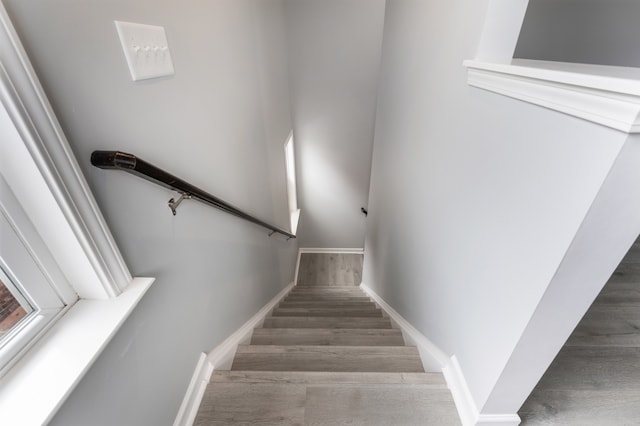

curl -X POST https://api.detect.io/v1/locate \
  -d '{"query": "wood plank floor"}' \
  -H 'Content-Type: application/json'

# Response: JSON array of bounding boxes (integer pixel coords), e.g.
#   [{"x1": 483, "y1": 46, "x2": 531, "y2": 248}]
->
[
  {"x1": 195, "y1": 253, "x2": 460, "y2": 425},
  {"x1": 519, "y1": 238, "x2": 640, "y2": 425},
  {"x1": 296, "y1": 253, "x2": 363, "y2": 286}
]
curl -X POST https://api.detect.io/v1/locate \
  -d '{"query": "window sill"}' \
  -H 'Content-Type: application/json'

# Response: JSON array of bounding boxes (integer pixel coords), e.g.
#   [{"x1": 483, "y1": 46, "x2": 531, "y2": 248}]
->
[
  {"x1": 464, "y1": 59, "x2": 640, "y2": 134},
  {"x1": 0, "y1": 277, "x2": 154, "y2": 425}
]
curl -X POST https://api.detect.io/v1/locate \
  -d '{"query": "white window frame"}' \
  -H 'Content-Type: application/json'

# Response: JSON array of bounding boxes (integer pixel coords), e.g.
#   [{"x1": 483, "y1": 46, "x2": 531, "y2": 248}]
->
[
  {"x1": 0, "y1": 173, "x2": 76, "y2": 375},
  {"x1": 284, "y1": 131, "x2": 300, "y2": 234},
  {"x1": 0, "y1": 2, "x2": 153, "y2": 424}
]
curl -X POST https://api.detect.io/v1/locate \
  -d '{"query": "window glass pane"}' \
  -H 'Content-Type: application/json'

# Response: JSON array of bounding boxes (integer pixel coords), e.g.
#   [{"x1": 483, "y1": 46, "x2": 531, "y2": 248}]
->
[
  {"x1": 0, "y1": 270, "x2": 33, "y2": 339},
  {"x1": 284, "y1": 133, "x2": 300, "y2": 234}
]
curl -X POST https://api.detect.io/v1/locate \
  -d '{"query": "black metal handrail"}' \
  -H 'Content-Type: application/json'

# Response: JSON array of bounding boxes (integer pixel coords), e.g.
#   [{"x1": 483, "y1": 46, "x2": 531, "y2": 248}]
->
[{"x1": 91, "y1": 150, "x2": 295, "y2": 239}]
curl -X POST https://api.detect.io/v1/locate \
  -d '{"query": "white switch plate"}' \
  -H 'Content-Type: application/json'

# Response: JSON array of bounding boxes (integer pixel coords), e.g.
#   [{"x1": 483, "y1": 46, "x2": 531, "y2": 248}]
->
[{"x1": 115, "y1": 21, "x2": 175, "y2": 81}]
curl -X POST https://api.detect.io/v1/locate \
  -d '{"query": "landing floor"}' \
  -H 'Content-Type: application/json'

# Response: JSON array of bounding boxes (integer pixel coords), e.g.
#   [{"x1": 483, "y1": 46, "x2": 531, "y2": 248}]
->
[{"x1": 519, "y1": 239, "x2": 640, "y2": 424}]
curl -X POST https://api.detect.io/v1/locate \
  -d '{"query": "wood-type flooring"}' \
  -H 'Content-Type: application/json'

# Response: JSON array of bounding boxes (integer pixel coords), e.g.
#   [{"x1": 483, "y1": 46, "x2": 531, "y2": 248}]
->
[
  {"x1": 194, "y1": 252, "x2": 460, "y2": 425},
  {"x1": 519, "y1": 239, "x2": 640, "y2": 424}
]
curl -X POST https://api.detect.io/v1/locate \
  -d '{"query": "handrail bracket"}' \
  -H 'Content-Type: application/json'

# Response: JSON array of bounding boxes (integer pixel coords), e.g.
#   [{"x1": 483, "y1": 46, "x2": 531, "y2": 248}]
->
[{"x1": 168, "y1": 193, "x2": 191, "y2": 216}]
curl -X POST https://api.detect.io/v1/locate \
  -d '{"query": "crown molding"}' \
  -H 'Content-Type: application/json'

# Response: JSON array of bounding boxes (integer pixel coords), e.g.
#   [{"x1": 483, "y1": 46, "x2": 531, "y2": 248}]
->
[{"x1": 465, "y1": 59, "x2": 640, "y2": 134}]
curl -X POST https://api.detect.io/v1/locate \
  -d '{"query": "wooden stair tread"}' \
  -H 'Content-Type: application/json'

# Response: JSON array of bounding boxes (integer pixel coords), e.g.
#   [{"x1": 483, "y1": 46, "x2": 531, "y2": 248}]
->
[
  {"x1": 263, "y1": 316, "x2": 392, "y2": 329},
  {"x1": 196, "y1": 381, "x2": 458, "y2": 426},
  {"x1": 231, "y1": 345, "x2": 424, "y2": 372},
  {"x1": 272, "y1": 307, "x2": 383, "y2": 317},
  {"x1": 286, "y1": 291, "x2": 369, "y2": 295},
  {"x1": 286, "y1": 294, "x2": 367, "y2": 300},
  {"x1": 210, "y1": 370, "x2": 446, "y2": 386},
  {"x1": 235, "y1": 344, "x2": 420, "y2": 354},
  {"x1": 279, "y1": 300, "x2": 377, "y2": 308},
  {"x1": 251, "y1": 328, "x2": 404, "y2": 346},
  {"x1": 289, "y1": 287, "x2": 365, "y2": 292},
  {"x1": 284, "y1": 296, "x2": 372, "y2": 302}
]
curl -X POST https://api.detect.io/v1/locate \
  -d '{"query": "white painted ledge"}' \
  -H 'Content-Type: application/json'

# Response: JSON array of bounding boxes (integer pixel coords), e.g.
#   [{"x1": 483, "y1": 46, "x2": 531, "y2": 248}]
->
[
  {"x1": 0, "y1": 277, "x2": 154, "y2": 425},
  {"x1": 464, "y1": 59, "x2": 640, "y2": 133}
]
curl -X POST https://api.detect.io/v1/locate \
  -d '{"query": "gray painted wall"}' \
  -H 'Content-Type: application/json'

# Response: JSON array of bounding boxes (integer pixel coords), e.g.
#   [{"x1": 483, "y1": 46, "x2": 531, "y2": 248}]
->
[
  {"x1": 283, "y1": 0, "x2": 385, "y2": 248},
  {"x1": 3, "y1": 1, "x2": 298, "y2": 424},
  {"x1": 515, "y1": 0, "x2": 640, "y2": 67},
  {"x1": 364, "y1": 0, "x2": 634, "y2": 417}
]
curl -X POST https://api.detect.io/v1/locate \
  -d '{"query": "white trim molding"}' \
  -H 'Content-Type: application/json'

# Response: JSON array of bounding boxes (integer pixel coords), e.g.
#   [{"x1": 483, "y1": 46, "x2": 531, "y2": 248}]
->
[
  {"x1": 443, "y1": 356, "x2": 520, "y2": 426},
  {"x1": 476, "y1": 414, "x2": 522, "y2": 426},
  {"x1": 173, "y1": 353, "x2": 214, "y2": 426},
  {"x1": 464, "y1": 59, "x2": 640, "y2": 134},
  {"x1": 443, "y1": 356, "x2": 477, "y2": 426},
  {"x1": 206, "y1": 282, "x2": 294, "y2": 370},
  {"x1": 298, "y1": 248, "x2": 364, "y2": 254},
  {"x1": 360, "y1": 284, "x2": 448, "y2": 372},
  {"x1": 0, "y1": 1, "x2": 131, "y2": 296},
  {"x1": 174, "y1": 282, "x2": 295, "y2": 426}
]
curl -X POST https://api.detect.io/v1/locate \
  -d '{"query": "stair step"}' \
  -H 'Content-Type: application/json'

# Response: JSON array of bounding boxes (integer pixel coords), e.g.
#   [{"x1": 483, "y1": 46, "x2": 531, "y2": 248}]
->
[
  {"x1": 210, "y1": 370, "x2": 446, "y2": 386},
  {"x1": 286, "y1": 295, "x2": 368, "y2": 301},
  {"x1": 195, "y1": 381, "x2": 305, "y2": 425},
  {"x1": 195, "y1": 380, "x2": 458, "y2": 426},
  {"x1": 286, "y1": 294, "x2": 368, "y2": 300},
  {"x1": 279, "y1": 300, "x2": 377, "y2": 308},
  {"x1": 288, "y1": 290, "x2": 365, "y2": 296},
  {"x1": 231, "y1": 345, "x2": 424, "y2": 372},
  {"x1": 284, "y1": 295, "x2": 372, "y2": 302},
  {"x1": 297, "y1": 283, "x2": 361, "y2": 288},
  {"x1": 251, "y1": 328, "x2": 405, "y2": 346},
  {"x1": 272, "y1": 307, "x2": 383, "y2": 317},
  {"x1": 263, "y1": 316, "x2": 392, "y2": 329},
  {"x1": 304, "y1": 385, "x2": 459, "y2": 425},
  {"x1": 289, "y1": 286, "x2": 365, "y2": 293}
]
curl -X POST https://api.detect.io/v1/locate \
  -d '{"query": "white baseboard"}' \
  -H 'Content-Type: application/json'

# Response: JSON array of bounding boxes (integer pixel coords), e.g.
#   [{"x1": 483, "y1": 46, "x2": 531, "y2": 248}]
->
[
  {"x1": 476, "y1": 414, "x2": 521, "y2": 425},
  {"x1": 362, "y1": 285, "x2": 520, "y2": 426},
  {"x1": 360, "y1": 284, "x2": 448, "y2": 372},
  {"x1": 442, "y1": 352, "x2": 521, "y2": 426},
  {"x1": 173, "y1": 281, "x2": 294, "y2": 426},
  {"x1": 299, "y1": 248, "x2": 364, "y2": 254},
  {"x1": 173, "y1": 353, "x2": 213, "y2": 426},
  {"x1": 443, "y1": 355, "x2": 479, "y2": 426},
  {"x1": 207, "y1": 281, "x2": 295, "y2": 370}
]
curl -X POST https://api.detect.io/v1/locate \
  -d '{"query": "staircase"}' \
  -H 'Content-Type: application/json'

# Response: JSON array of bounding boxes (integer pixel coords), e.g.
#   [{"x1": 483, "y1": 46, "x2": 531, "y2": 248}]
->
[{"x1": 194, "y1": 254, "x2": 460, "y2": 425}]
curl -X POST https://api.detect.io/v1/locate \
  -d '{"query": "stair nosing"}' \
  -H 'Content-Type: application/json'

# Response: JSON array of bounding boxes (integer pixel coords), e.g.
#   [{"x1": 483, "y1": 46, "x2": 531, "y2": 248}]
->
[{"x1": 209, "y1": 370, "x2": 447, "y2": 386}]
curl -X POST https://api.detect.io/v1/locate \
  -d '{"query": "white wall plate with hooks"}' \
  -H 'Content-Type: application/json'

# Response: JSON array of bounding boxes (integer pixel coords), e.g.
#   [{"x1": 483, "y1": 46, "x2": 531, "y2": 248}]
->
[{"x1": 115, "y1": 21, "x2": 175, "y2": 81}]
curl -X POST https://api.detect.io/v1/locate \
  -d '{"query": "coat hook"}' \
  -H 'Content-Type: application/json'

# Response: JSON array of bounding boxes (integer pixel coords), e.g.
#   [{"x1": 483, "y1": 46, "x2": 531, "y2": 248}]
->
[{"x1": 168, "y1": 193, "x2": 191, "y2": 216}]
